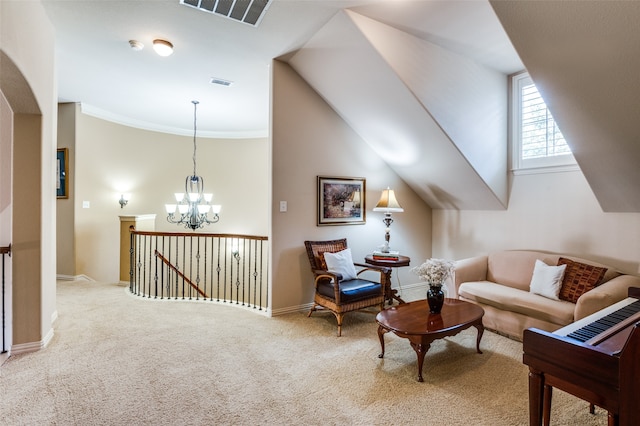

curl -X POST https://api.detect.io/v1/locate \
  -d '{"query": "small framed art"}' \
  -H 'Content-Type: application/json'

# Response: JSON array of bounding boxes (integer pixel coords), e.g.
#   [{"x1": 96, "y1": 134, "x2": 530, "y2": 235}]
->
[
  {"x1": 317, "y1": 176, "x2": 365, "y2": 226},
  {"x1": 57, "y1": 148, "x2": 68, "y2": 199}
]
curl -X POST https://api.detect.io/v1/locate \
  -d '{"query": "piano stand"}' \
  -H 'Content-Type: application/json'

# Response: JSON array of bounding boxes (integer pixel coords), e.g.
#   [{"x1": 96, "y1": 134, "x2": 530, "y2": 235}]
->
[
  {"x1": 524, "y1": 288, "x2": 640, "y2": 426},
  {"x1": 541, "y1": 385, "x2": 618, "y2": 426}
]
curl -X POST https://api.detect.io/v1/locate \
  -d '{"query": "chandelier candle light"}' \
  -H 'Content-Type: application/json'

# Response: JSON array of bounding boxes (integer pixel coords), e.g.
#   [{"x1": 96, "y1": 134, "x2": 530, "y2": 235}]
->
[
  {"x1": 373, "y1": 187, "x2": 404, "y2": 253},
  {"x1": 165, "y1": 100, "x2": 221, "y2": 230}
]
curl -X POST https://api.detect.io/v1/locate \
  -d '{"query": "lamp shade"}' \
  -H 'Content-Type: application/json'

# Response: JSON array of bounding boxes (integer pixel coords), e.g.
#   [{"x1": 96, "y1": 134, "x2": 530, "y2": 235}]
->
[{"x1": 373, "y1": 188, "x2": 404, "y2": 213}]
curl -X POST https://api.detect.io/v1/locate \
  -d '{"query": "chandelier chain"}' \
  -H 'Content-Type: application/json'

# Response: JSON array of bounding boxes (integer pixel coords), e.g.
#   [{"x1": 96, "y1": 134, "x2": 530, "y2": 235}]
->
[{"x1": 192, "y1": 100, "x2": 199, "y2": 177}]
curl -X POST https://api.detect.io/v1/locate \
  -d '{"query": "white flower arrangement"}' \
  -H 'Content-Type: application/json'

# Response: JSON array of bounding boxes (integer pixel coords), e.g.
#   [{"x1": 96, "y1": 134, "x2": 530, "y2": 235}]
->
[{"x1": 411, "y1": 258, "x2": 455, "y2": 286}]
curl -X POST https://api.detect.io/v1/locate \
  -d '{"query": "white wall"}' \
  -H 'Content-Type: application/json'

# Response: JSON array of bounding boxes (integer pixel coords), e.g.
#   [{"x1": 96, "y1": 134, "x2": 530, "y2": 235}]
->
[
  {"x1": 433, "y1": 170, "x2": 640, "y2": 274},
  {"x1": 271, "y1": 60, "x2": 433, "y2": 313},
  {"x1": 70, "y1": 107, "x2": 269, "y2": 283}
]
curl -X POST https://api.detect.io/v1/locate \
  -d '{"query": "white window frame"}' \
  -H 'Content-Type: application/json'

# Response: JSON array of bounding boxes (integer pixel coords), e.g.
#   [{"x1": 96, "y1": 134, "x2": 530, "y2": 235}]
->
[{"x1": 511, "y1": 72, "x2": 578, "y2": 174}]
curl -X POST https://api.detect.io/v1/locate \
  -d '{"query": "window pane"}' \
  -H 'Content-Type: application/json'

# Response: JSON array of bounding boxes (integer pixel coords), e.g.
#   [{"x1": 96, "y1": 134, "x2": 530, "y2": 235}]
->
[{"x1": 520, "y1": 81, "x2": 570, "y2": 160}]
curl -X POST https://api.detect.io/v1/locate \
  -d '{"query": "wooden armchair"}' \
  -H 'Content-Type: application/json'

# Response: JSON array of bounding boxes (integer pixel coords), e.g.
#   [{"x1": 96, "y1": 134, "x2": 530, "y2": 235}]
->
[{"x1": 304, "y1": 238, "x2": 390, "y2": 336}]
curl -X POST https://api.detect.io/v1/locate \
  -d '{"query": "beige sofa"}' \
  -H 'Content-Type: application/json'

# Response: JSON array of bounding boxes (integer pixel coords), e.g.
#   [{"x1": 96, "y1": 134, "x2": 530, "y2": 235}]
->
[{"x1": 453, "y1": 250, "x2": 640, "y2": 341}]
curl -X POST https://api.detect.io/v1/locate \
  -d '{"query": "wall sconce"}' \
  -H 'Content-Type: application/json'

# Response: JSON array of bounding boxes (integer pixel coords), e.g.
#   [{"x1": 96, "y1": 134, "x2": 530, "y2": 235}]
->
[
  {"x1": 373, "y1": 187, "x2": 404, "y2": 253},
  {"x1": 119, "y1": 193, "x2": 131, "y2": 209}
]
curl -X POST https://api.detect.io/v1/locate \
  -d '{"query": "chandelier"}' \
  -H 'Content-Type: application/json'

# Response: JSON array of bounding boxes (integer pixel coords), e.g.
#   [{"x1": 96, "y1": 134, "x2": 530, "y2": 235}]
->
[{"x1": 165, "y1": 100, "x2": 221, "y2": 230}]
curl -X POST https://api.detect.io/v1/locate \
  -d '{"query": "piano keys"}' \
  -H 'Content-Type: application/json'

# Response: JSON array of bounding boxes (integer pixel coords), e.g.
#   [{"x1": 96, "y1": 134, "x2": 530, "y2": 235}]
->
[
  {"x1": 523, "y1": 288, "x2": 640, "y2": 426},
  {"x1": 557, "y1": 297, "x2": 640, "y2": 348}
]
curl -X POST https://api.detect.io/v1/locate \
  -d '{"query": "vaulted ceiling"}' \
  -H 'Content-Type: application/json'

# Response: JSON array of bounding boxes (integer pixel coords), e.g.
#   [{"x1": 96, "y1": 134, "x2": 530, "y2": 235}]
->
[
  {"x1": 41, "y1": 1, "x2": 640, "y2": 212},
  {"x1": 287, "y1": 6, "x2": 510, "y2": 210},
  {"x1": 490, "y1": 1, "x2": 640, "y2": 213},
  {"x1": 288, "y1": 1, "x2": 640, "y2": 212}
]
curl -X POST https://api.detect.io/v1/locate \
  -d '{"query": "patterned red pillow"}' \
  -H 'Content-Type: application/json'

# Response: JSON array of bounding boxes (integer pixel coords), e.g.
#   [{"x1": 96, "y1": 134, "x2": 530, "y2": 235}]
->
[
  {"x1": 316, "y1": 252, "x2": 328, "y2": 270},
  {"x1": 557, "y1": 257, "x2": 607, "y2": 303}
]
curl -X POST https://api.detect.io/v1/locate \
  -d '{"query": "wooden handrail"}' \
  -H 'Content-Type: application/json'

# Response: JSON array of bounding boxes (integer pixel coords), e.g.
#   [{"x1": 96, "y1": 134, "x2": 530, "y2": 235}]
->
[
  {"x1": 0, "y1": 245, "x2": 10, "y2": 255},
  {"x1": 131, "y1": 229, "x2": 267, "y2": 240},
  {"x1": 154, "y1": 249, "x2": 208, "y2": 299}
]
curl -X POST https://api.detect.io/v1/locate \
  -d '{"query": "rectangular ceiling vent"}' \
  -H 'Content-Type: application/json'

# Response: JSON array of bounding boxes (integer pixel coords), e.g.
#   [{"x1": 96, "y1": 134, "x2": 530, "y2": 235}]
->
[
  {"x1": 210, "y1": 77, "x2": 233, "y2": 86},
  {"x1": 180, "y1": 0, "x2": 271, "y2": 27}
]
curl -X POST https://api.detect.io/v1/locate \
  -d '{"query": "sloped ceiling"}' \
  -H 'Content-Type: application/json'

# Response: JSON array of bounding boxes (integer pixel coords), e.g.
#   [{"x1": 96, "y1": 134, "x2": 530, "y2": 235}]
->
[
  {"x1": 288, "y1": 9, "x2": 509, "y2": 210},
  {"x1": 491, "y1": 1, "x2": 640, "y2": 212}
]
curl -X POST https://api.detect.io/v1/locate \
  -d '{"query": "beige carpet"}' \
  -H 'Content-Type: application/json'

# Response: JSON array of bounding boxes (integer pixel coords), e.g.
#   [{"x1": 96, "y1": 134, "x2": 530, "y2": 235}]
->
[{"x1": 0, "y1": 281, "x2": 608, "y2": 425}]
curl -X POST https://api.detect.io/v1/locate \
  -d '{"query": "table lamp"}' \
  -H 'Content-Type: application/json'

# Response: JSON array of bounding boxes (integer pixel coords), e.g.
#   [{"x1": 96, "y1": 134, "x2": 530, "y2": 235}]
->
[{"x1": 373, "y1": 187, "x2": 404, "y2": 253}]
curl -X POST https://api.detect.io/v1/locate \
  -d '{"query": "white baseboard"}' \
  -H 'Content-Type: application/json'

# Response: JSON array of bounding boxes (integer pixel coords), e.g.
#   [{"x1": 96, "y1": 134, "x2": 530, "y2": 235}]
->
[
  {"x1": 7, "y1": 305, "x2": 61, "y2": 357},
  {"x1": 271, "y1": 303, "x2": 314, "y2": 316},
  {"x1": 56, "y1": 274, "x2": 95, "y2": 282},
  {"x1": 42, "y1": 327, "x2": 54, "y2": 348},
  {"x1": 398, "y1": 281, "x2": 428, "y2": 290},
  {"x1": 10, "y1": 327, "x2": 54, "y2": 356}
]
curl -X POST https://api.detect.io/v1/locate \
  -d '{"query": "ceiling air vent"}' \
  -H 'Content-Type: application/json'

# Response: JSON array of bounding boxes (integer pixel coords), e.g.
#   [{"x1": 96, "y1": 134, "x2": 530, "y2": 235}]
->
[
  {"x1": 210, "y1": 77, "x2": 233, "y2": 87},
  {"x1": 180, "y1": 0, "x2": 271, "y2": 27}
]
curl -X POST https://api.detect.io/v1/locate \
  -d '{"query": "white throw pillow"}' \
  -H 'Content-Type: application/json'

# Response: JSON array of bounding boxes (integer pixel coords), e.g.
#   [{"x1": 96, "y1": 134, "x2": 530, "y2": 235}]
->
[
  {"x1": 323, "y1": 248, "x2": 358, "y2": 281},
  {"x1": 529, "y1": 259, "x2": 567, "y2": 300}
]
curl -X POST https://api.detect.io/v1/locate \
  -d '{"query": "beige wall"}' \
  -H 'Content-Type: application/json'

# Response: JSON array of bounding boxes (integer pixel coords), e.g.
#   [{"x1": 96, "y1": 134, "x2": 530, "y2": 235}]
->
[
  {"x1": 271, "y1": 60, "x2": 433, "y2": 313},
  {"x1": 434, "y1": 170, "x2": 640, "y2": 274},
  {"x1": 56, "y1": 103, "x2": 75, "y2": 277},
  {"x1": 0, "y1": 1, "x2": 57, "y2": 348},
  {"x1": 65, "y1": 107, "x2": 269, "y2": 283}
]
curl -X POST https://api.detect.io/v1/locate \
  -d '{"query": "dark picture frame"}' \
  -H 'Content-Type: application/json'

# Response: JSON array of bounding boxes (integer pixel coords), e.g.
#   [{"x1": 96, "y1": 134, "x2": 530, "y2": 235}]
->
[
  {"x1": 317, "y1": 176, "x2": 365, "y2": 226},
  {"x1": 57, "y1": 148, "x2": 68, "y2": 199}
]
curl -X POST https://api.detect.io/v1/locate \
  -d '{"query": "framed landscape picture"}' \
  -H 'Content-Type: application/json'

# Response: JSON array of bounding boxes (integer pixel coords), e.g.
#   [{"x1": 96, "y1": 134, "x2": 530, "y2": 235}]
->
[
  {"x1": 57, "y1": 148, "x2": 68, "y2": 199},
  {"x1": 317, "y1": 176, "x2": 365, "y2": 226}
]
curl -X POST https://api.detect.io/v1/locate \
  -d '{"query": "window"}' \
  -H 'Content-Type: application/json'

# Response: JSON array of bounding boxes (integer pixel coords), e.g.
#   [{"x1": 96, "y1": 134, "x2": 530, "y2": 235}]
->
[{"x1": 512, "y1": 72, "x2": 576, "y2": 172}]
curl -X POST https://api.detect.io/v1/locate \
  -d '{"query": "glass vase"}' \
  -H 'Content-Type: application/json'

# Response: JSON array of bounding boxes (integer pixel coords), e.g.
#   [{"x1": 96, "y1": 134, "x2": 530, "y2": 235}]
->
[{"x1": 427, "y1": 284, "x2": 445, "y2": 314}]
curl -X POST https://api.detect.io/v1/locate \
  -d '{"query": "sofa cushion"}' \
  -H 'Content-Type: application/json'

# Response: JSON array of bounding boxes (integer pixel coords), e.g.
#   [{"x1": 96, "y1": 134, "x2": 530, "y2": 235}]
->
[
  {"x1": 529, "y1": 260, "x2": 566, "y2": 300},
  {"x1": 557, "y1": 257, "x2": 608, "y2": 303},
  {"x1": 459, "y1": 281, "x2": 575, "y2": 326},
  {"x1": 486, "y1": 251, "x2": 620, "y2": 292},
  {"x1": 487, "y1": 251, "x2": 559, "y2": 292},
  {"x1": 317, "y1": 279, "x2": 382, "y2": 303},
  {"x1": 323, "y1": 248, "x2": 357, "y2": 280}
]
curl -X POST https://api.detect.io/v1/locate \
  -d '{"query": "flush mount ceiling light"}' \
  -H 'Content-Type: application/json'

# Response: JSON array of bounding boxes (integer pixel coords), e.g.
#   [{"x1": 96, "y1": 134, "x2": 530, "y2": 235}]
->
[{"x1": 153, "y1": 39, "x2": 174, "y2": 57}]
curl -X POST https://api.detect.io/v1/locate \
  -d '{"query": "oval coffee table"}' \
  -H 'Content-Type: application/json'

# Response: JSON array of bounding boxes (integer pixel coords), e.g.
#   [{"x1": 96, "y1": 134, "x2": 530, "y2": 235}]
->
[{"x1": 376, "y1": 298, "x2": 484, "y2": 382}]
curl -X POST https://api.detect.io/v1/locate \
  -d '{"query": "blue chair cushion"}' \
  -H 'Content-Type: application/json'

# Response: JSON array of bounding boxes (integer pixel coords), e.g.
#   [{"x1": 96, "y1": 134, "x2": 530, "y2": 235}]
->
[{"x1": 317, "y1": 278, "x2": 382, "y2": 303}]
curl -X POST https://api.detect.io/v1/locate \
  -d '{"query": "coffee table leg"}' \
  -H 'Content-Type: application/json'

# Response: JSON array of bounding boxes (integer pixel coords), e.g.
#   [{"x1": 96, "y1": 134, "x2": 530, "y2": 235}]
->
[
  {"x1": 473, "y1": 321, "x2": 484, "y2": 354},
  {"x1": 377, "y1": 325, "x2": 388, "y2": 358},
  {"x1": 410, "y1": 341, "x2": 431, "y2": 382}
]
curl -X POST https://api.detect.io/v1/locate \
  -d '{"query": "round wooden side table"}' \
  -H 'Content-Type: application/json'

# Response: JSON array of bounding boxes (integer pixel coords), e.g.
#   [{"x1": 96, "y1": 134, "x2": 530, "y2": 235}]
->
[{"x1": 364, "y1": 254, "x2": 410, "y2": 305}]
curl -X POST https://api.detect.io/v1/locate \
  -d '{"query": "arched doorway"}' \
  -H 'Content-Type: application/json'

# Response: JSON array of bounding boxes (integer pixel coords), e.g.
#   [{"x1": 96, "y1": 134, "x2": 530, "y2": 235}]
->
[{"x1": 0, "y1": 50, "x2": 44, "y2": 356}]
